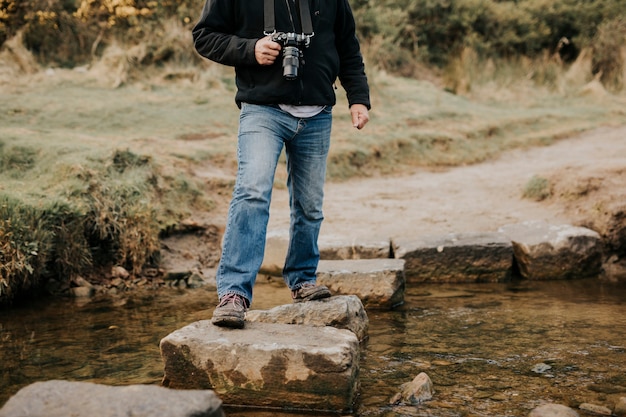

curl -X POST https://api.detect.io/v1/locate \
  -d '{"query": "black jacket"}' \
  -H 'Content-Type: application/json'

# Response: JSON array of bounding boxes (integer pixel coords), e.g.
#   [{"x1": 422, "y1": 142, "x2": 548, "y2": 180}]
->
[{"x1": 192, "y1": 0, "x2": 370, "y2": 109}]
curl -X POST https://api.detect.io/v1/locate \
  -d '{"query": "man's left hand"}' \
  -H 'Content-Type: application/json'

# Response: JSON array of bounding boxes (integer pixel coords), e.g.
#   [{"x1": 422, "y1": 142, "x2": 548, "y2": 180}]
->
[{"x1": 350, "y1": 104, "x2": 369, "y2": 130}]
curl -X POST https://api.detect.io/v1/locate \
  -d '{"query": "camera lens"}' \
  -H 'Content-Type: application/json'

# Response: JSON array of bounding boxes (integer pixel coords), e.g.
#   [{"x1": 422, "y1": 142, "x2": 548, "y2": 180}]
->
[{"x1": 282, "y1": 46, "x2": 300, "y2": 80}]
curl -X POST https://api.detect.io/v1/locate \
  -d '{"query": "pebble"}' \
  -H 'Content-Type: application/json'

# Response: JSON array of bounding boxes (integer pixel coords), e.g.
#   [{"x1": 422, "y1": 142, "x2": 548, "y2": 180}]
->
[
  {"x1": 614, "y1": 397, "x2": 626, "y2": 417},
  {"x1": 579, "y1": 403, "x2": 611, "y2": 416},
  {"x1": 531, "y1": 363, "x2": 552, "y2": 374},
  {"x1": 528, "y1": 403, "x2": 579, "y2": 417}
]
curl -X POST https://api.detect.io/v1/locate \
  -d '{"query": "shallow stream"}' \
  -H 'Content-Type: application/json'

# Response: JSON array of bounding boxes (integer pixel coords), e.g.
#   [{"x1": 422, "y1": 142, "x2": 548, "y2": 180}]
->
[{"x1": 1, "y1": 278, "x2": 625, "y2": 416}]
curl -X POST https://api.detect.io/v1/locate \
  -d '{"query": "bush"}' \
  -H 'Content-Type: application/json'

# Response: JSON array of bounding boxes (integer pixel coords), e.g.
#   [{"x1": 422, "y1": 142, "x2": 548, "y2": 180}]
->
[
  {"x1": 591, "y1": 18, "x2": 626, "y2": 92},
  {"x1": 1, "y1": 0, "x2": 200, "y2": 67},
  {"x1": 352, "y1": 0, "x2": 625, "y2": 87},
  {"x1": 0, "y1": 195, "x2": 53, "y2": 304},
  {"x1": 0, "y1": 0, "x2": 96, "y2": 66},
  {"x1": 0, "y1": 0, "x2": 27, "y2": 45},
  {"x1": 0, "y1": 197, "x2": 101, "y2": 306},
  {"x1": 522, "y1": 175, "x2": 551, "y2": 201}
]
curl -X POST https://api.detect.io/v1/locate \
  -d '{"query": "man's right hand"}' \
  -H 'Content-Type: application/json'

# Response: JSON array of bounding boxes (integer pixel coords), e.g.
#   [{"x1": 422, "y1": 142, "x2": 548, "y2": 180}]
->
[{"x1": 255, "y1": 36, "x2": 281, "y2": 66}]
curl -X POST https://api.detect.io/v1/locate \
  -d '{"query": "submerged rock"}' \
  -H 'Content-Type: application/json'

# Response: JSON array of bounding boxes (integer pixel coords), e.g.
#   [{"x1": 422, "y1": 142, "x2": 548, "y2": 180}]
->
[
  {"x1": 528, "y1": 403, "x2": 579, "y2": 417},
  {"x1": 390, "y1": 372, "x2": 434, "y2": 405},
  {"x1": 531, "y1": 363, "x2": 552, "y2": 374}
]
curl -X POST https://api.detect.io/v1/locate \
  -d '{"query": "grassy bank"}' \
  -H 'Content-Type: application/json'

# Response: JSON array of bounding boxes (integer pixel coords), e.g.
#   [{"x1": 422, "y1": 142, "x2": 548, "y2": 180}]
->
[{"x1": 1, "y1": 50, "x2": 625, "y2": 304}]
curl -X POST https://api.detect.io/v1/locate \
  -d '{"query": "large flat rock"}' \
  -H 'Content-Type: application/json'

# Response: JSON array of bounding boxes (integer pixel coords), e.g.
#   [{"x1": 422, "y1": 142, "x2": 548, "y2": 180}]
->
[
  {"x1": 160, "y1": 320, "x2": 360, "y2": 413},
  {"x1": 393, "y1": 232, "x2": 513, "y2": 283},
  {"x1": 316, "y1": 259, "x2": 405, "y2": 308},
  {"x1": 499, "y1": 221, "x2": 603, "y2": 280},
  {"x1": 0, "y1": 380, "x2": 224, "y2": 417}
]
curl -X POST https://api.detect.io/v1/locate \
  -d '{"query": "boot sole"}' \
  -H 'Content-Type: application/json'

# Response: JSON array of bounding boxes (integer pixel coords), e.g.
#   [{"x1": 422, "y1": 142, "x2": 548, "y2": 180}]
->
[
  {"x1": 293, "y1": 288, "x2": 331, "y2": 303},
  {"x1": 211, "y1": 314, "x2": 245, "y2": 329}
]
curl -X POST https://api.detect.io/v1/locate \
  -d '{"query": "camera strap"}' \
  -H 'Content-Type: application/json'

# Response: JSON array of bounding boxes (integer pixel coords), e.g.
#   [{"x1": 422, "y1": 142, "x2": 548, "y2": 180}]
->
[{"x1": 264, "y1": 0, "x2": 314, "y2": 36}]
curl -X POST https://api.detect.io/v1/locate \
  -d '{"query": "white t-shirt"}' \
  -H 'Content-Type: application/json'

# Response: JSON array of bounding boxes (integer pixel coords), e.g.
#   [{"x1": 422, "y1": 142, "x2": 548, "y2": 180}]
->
[{"x1": 279, "y1": 104, "x2": 325, "y2": 118}]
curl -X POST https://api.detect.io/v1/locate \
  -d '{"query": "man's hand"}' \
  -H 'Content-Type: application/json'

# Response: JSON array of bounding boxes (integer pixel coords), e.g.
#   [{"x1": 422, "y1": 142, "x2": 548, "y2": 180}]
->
[
  {"x1": 255, "y1": 36, "x2": 281, "y2": 66},
  {"x1": 350, "y1": 104, "x2": 369, "y2": 130}
]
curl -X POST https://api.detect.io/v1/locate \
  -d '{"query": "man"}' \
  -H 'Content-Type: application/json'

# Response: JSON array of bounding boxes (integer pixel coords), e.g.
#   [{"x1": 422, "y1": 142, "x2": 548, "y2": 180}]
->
[{"x1": 192, "y1": 0, "x2": 370, "y2": 328}]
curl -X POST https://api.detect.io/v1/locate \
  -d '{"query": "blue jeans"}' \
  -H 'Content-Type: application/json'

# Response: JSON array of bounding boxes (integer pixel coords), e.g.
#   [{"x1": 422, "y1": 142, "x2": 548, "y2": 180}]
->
[{"x1": 215, "y1": 103, "x2": 332, "y2": 305}]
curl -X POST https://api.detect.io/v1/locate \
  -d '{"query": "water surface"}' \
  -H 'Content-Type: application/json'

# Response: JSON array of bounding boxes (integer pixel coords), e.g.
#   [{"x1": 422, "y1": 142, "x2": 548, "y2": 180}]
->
[{"x1": 1, "y1": 278, "x2": 625, "y2": 416}]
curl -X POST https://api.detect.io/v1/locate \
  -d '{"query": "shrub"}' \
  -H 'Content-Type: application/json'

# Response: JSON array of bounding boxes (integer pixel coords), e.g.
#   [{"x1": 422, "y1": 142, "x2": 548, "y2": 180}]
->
[
  {"x1": 44, "y1": 203, "x2": 92, "y2": 282},
  {"x1": 0, "y1": 195, "x2": 53, "y2": 304},
  {"x1": 352, "y1": 0, "x2": 625, "y2": 89},
  {"x1": 0, "y1": 0, "x2": 28, "y2": 45},
  {"x1": 591, "y1": 18, "x2": 626, "y2": 92},
  {"x1": 522, "y1": 175, "x2": 551, "y2": 201},
  {"x1": 0, "y1": 194, "x2": 102, "y2": 306}
]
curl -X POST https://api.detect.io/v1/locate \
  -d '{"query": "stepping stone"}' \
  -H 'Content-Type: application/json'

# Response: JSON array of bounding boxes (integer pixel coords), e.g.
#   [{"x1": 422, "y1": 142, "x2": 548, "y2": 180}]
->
[
  {"x1": 160, "y1": 321, "x2": 360, "y2": 413},
  {"x1": 499, "y1": 221, "x2": 603, "y2": 280},
  {"x1": 393, "y1": 232, "x2": 513, "y2": 283},
  {"x1": 261, "y1": 230, "x2": 391, "y2": 276},
  {"x1": 246, "y1": 295, "x2": 369, "y2": 341},
  {"x1": 318, "y1": 235, "x2": 392, "y2": 260},
  {"x1": 316, "y1": 259, "x2": 405, "y2": 309},
  {"x1": 0, "y1": 380, "x2": 224, "y2": 417}
]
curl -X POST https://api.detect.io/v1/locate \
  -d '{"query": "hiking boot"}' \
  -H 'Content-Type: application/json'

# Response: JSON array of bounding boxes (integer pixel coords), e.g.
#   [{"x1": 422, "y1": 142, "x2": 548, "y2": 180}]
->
[
  {"x1": 291, "y1": 282, "x2": 331, "y2": 303},
  {"x1": 211, "y1": 293, "x2": 248, "y2": 328}
]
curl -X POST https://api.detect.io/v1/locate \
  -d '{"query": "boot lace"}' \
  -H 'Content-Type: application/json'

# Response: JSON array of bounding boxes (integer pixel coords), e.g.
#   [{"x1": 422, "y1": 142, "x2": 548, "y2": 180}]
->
[{"x1": 218, "y1": 293, "x2": 248, "y2": 309}]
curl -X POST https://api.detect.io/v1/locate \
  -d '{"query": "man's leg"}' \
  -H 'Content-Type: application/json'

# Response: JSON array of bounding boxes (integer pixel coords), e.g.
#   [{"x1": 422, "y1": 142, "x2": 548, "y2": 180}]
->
[
  {"x1": 282, "y1": 106, "x2": 333, "y2": 301},
  {"x1": 213, "y1": 104, "x2": 285, "y2": 326}
]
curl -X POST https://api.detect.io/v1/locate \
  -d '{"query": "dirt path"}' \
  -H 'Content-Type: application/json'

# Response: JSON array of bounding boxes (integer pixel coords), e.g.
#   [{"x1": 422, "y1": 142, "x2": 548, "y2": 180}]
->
[{"x1": 266, "y1": 125, "x2": 626, "y2": 243}]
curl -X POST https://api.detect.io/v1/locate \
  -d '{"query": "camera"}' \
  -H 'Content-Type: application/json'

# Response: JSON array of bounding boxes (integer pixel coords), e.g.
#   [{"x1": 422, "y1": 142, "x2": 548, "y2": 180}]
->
[{"x1": 271, "y1": 32, "x2": 311, "y2": 80}]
